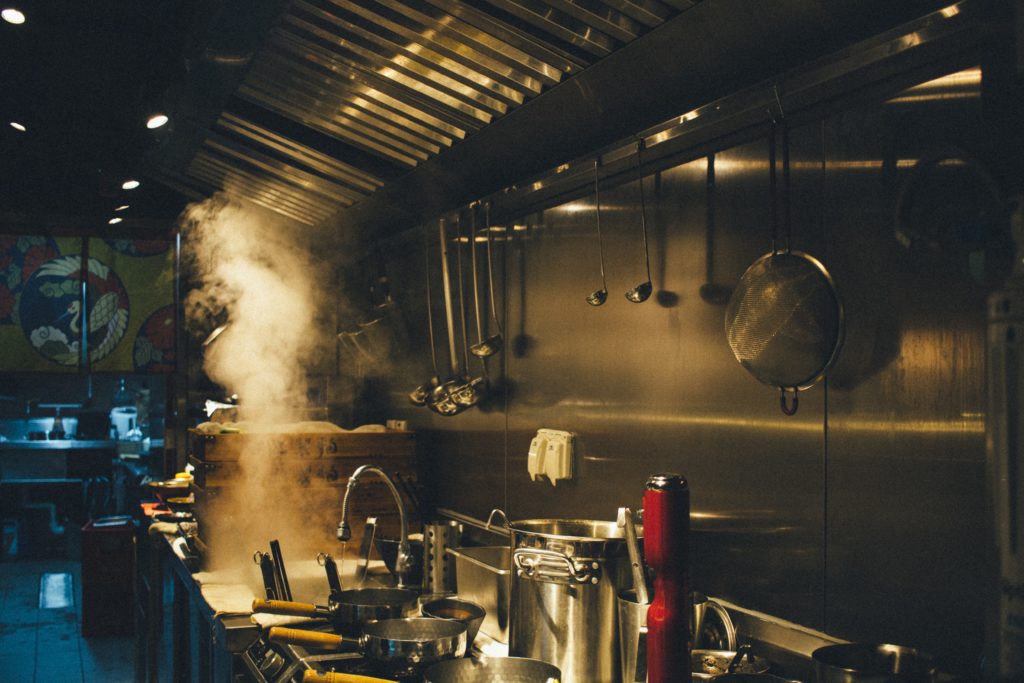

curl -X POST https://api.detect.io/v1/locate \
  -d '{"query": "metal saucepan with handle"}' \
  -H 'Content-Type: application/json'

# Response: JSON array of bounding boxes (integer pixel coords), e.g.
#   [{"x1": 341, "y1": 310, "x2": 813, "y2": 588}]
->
[
  {"x1": 252, "y1": 587, "x2": 417, "y2": 635},
  {"x1": 725, "y1": 117, "x2": 843, "y2": 416},
  {"x1": 424, "y1": 655, "x2": 562, "y2": 682},
  {"x1": 269, "y1": 617, "x2": 467, "y2": 678}
]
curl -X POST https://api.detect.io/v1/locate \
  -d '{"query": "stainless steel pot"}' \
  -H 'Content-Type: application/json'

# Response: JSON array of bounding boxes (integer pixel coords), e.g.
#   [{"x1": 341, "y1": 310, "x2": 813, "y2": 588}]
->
[
  {"x1": 424, "y1": 656, "x2": 562, "y2": 682},
  {"x1": 488, "y1": 509, "x2": 636, "y2": 683},
  {"x1": 812, "y1": 643, "x2": 937, "y2": 683}
]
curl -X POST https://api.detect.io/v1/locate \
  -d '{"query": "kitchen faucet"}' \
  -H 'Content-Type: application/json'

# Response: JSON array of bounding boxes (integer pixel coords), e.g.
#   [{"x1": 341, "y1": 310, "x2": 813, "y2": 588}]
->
[{"x1": 336, "y1": 465, "x2": 414, "y2": 589}]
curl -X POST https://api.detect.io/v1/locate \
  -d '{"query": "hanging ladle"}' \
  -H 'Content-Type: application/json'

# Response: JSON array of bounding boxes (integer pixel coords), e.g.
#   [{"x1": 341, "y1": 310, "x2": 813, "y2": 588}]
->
[
  {"x1": 471, "y1": 202, "x2": 504, "y2": 356},
  {"x1": 587, "y1": 158, "x2": 609, "y2": 306},
  {"x1": 427, "y1": 218, "x2": 465, "y2": 416},
  {"x1": 699, "y1": 153, "x2": 734, "y2": 305},
  {"x1": 469, "y1": 204, "x2": 502, "y2": 357},
  {"x1": 451, "y1": 213, "x2": 484, "y2": 408},
  {"x1": 409, "y1": 229, "x2": 440, "y2": 406},
  {"x1": 626, "y1": 139, "x2": 653, "y2": 303}
]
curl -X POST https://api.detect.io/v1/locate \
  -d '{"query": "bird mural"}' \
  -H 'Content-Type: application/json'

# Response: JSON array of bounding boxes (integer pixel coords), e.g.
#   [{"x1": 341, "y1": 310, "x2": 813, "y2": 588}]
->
[{"x1": 35, "y1": 255, "x2": 129, "y2": 363}]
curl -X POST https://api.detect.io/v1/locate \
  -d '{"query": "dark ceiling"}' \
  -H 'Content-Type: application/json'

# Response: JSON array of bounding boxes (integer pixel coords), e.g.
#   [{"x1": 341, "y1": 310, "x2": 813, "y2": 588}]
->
[{"x1": 0, "y1": 0, "x2": 200, "y2": 228}]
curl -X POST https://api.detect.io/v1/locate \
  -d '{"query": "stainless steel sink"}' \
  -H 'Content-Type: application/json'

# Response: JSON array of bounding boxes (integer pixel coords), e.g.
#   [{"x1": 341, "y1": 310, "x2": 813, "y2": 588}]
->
[{"x1": 0, "y1": 417, "x2": 79, "y2": 441}]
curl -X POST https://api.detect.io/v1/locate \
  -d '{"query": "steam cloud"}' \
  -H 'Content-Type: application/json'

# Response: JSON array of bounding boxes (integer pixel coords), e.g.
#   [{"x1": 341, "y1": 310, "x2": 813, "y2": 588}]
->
[
  {"x1": 180, "y1": 193, "x2": 343, "y2": 594},
  {"x1": 182, "y1": 194, "x2": 330, "y2": 423}
]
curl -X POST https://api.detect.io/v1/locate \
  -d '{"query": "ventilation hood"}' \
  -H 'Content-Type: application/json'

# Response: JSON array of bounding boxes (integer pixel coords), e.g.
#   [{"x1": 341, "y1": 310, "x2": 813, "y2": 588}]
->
[{"x1": 146, "y1": 0, "x2": 948, "y2": 235}]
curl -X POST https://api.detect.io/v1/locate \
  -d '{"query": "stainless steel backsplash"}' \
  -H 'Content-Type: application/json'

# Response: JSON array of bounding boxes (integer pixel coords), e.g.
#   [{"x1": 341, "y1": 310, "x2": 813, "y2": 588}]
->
[{"x1": 357, "y1": 68, "x2": 993, "y2": 674}]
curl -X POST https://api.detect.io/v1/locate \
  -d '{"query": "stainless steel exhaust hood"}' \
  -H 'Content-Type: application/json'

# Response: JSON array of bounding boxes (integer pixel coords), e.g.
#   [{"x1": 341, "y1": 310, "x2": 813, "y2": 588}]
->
[{"x1": 147, "y1": 0, "x2": 947, "y2": 231}]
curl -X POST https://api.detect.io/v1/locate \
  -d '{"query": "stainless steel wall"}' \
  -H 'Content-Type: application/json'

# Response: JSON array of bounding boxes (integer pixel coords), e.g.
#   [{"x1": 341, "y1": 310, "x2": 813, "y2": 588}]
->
[{"x1": 366, "y1": 66, "x2": 993, "y2": 673}]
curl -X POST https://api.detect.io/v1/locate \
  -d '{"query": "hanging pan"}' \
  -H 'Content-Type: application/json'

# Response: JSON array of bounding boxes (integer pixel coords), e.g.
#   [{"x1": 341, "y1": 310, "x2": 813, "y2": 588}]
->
[{"x1": 724, "y1": 117, "x2": 843, "y2": 415}]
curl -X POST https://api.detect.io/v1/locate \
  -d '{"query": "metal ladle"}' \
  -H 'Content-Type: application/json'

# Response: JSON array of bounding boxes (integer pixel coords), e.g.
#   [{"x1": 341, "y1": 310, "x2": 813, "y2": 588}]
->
[
  {"x1": 428, "y1": 218, "x2": 467, "y2": 416},
  {"x1": 626, "y1": 139, "x2": 653, "y2": 303},
  {"x1": 587, "y1": 158, "x2": 609, "y2": 306},
  {"x1": 452, "y1": 213, "x2": 484, "y2": 408},
  {"x1": 410, "y1": 229, "x2": 440, "y2": 405},
  {"x1": 469, "y1": 204, "x2": 502, "y2": 357},
  {"x1": 471, "y1": 202, "x2": 504, "y2": 356}
]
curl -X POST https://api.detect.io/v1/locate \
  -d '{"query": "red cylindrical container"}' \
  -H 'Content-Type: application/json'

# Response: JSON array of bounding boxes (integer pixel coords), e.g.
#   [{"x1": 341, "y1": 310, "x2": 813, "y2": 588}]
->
[{"x1": 643, "y1": 473, "x2": 690, "y2": 683}]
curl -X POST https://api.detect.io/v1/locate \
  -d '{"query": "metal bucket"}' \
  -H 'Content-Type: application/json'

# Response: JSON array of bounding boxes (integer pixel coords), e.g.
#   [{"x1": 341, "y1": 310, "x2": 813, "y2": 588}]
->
[{"x1": 488, "y1": 510, "x2": 635, "y2": 683}]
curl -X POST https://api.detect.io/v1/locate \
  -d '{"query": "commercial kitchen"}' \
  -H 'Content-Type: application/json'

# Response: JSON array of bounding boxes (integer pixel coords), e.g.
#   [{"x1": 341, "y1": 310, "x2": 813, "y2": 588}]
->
[{"x1": 0, "y1": 0, "x2": 1022, "y2": 681}]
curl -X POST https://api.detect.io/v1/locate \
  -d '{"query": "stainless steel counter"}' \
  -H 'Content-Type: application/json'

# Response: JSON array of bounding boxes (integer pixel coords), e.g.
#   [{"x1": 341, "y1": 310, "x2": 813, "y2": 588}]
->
[{"x1": 0, "y1": 439, "x2": 116, "y2": 450}]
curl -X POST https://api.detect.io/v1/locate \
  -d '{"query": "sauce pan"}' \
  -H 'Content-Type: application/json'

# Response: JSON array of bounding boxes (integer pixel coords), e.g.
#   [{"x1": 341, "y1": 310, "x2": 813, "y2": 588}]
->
[{"x1": 269, "y1": 617, "x2": 467, "y2": 678}]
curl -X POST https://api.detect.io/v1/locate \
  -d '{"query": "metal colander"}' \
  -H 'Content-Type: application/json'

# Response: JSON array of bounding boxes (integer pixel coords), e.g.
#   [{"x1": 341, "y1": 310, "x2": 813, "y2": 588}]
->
[{"x1": 724, "y1": 250, "x2": 843, "y2": 393}]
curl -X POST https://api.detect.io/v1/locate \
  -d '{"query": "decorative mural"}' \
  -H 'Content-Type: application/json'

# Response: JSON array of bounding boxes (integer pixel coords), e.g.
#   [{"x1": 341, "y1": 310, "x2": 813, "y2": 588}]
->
[{"x1": 0, "y1": 234, "x2": 175, "y2": 373}]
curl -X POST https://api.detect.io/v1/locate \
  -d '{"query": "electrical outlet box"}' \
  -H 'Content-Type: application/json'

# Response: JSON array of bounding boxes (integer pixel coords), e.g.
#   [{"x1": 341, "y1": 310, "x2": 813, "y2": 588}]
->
[{"x1": 527, "y1": 428, "x2": 574, "y2": 485}]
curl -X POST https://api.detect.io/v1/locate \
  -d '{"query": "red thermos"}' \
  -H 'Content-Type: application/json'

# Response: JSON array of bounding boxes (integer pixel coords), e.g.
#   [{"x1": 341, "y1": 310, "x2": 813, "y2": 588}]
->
[{"x1": 643, "y1": 473, "x2": 690, "y2": 683}]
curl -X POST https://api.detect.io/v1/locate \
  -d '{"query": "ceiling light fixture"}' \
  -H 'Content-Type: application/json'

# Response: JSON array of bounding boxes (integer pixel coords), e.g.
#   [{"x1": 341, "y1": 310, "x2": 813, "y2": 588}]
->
[
  {"x1": 9, "y1": 121, "x2": 26, "y2": 132},
  {"x1": 146, "y1": 113, "x2": 169, "y2": 130},
  {"x1": 115, "y1": 204, "x2": 130, "y2": 212},
  {"x1": 122, "y1": 179, "x2": 140, "y2": 190},
  {"x1": 108, "y1": 217, "x2": 123, "y2": 225},
  {"x1": 1, "y1": 8, "x2": 25, "y2": 24}
]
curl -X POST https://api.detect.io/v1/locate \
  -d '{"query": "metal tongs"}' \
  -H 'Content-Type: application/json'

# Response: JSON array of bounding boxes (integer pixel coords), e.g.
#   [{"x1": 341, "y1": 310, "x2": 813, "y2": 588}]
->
[
  {"x1": 617, "y1": 506, "x2": 649, "y2": 604},
  {"x1": 252, "y1": 539, "x2": 293, "y2": 601}
]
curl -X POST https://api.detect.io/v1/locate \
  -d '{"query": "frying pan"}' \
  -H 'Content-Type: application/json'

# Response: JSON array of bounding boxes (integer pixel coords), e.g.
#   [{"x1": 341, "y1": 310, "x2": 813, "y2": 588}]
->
[
  {"x1": 269, "y1": 617, "x2": 467, "y2": 678},
  {"x1": 724, "y1": 119, "x2": 843, "y2": 415},
  {"x1": 252, "y1": 587, "x2": 417, "y2": 634}
]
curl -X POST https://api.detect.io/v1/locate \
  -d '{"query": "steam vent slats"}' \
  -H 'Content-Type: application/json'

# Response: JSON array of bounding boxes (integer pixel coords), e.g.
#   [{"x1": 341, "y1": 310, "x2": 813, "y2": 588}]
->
[{"x1": 154, "y1": 0, "x2": 695, "y2": 225}]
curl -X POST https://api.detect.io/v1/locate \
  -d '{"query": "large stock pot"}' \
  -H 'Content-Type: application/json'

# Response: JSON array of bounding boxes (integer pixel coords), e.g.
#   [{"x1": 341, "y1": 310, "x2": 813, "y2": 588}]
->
[{"x1": 487, "y1": 509, "x2": 636, "y2": 683}]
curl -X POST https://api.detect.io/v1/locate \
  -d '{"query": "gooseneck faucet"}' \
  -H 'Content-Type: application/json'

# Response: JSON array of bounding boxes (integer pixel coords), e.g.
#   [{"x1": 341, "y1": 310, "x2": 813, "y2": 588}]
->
[{"x1": 336, "y1": 465, "x2": 414, "y2": 589}]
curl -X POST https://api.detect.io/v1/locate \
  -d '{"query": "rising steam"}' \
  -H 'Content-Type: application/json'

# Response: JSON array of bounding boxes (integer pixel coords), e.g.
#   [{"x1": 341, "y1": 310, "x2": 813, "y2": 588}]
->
[
  {"x1": 182, "y1": 194, "x2": 332, "y2": 423},
  {"x1": 180, "y1": 194, "x2": 343, "y2": 593}
]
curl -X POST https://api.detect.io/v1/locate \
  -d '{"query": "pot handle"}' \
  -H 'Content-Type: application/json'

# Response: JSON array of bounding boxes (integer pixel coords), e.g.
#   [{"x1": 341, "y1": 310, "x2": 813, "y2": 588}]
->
[
  {"x1": 252, "y1": 599, "x2": 327, "y2": 618},
  {"x1": 485, "y1": 508, "x2": 511, "y2": 533},
  {"x1": 514, "y1": 547, "x2": 600, "y2": 584},
  {"x1": 707, "y1": 599, "x2": 737, "y2": 651},
  {"x1": 268, "y1": 626, "x2": 350, "y2": 651},
  {"x1": 302, "y1": 671, "x2": 396, "y2": 683}
]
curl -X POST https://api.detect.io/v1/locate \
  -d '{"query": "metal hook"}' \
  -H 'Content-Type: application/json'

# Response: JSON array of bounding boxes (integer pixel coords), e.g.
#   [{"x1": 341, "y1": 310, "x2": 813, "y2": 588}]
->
[{"x1": 779, "y1": 387, "x2": 799, "y2": 416}]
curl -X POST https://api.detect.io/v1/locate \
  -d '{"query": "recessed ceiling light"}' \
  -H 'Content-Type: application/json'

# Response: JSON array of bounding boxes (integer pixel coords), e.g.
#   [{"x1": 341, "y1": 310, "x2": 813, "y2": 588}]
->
[
  {"x1": 9, "y1": 121, "x2": 26, "y2": 132},
  {"x1": 2, "y1": 8, "x2": 26, "y2": 25},
  {"x1": 108, "y1": 217, "x2": 123, "y2": 225},
  {"x1": 115, "y1": 204, "x2": 130, "y2": 212},
  {"x1": 146, "y1": 113, "x2": 169, "y2": 130},
  {"x1": 122, "y1": 179, "x2": 140, "y2": 190}
]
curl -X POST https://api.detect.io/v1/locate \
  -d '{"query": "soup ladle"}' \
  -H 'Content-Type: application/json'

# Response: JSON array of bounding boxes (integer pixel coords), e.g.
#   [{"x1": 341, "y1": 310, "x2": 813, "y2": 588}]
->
[
  {"x1": 471, "y1": 203, "x2": 504, "y2": 356},
  {"x1": 410, "y1": 230, "x2": 440, "y2": 405},
  {"x1": 469, "y1": 205, "x2": 501, "y2": 358},
  {"x1": 453, "y1": 213, "x2": 485, "y2": 407},
  {"x1": 626, "y1": 140, "x2": 653, "y2": 304},
  {"x1": 587, "y1": 158, "x2": 609, "y2": 306}
]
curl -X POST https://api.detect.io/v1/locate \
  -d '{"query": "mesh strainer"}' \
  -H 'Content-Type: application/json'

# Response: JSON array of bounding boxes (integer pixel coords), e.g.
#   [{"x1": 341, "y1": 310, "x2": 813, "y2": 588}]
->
[{"x1": 724, "y1": 120, "x2": 843, "y2": 414}]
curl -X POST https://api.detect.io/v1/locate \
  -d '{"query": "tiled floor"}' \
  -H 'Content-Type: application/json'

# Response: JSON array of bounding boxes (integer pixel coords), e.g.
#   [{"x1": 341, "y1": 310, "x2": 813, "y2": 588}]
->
[{"x1": 0, "y1": 560, "x2": 134, "y2": 682}]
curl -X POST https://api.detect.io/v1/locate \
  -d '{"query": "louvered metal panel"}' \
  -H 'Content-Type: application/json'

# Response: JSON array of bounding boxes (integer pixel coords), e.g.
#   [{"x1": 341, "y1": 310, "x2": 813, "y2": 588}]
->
[{"x1": 170, "y1": 0, "x2": 695, "y2": 224}]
